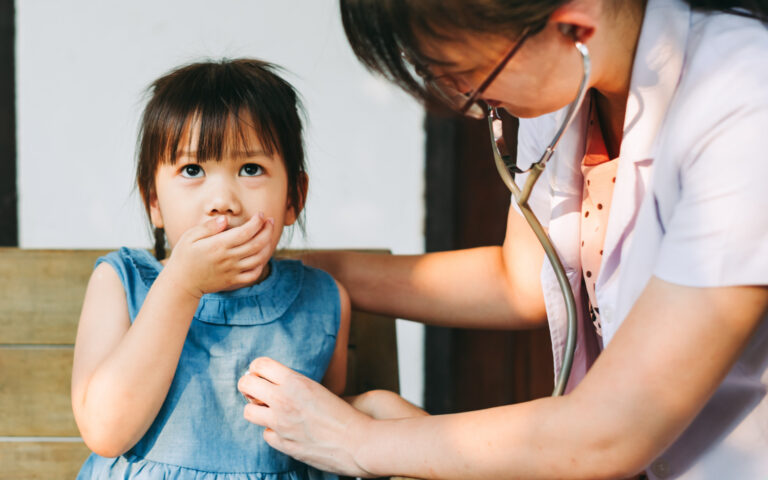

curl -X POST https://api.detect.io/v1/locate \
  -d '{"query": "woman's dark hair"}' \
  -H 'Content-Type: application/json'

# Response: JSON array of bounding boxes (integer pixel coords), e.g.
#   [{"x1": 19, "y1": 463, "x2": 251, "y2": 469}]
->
[
  {"x1": 136, "y1": 59, "x2": 307, "y2": 259},
  {"x1": 340, "y1": 0, "x2": 767, "y2": 107}
]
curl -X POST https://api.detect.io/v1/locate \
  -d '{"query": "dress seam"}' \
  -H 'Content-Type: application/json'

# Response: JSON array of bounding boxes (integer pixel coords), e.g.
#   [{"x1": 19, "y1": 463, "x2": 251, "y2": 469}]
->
[{"x1": 124, "y1": 452, "x2": 297, "y2": 475}]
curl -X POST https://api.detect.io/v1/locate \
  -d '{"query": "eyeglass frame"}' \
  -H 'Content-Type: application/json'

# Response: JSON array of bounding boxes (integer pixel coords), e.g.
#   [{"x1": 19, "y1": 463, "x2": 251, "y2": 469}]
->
[{"x1": 457, "y1": 26, "x2": 536, "y2": 118}]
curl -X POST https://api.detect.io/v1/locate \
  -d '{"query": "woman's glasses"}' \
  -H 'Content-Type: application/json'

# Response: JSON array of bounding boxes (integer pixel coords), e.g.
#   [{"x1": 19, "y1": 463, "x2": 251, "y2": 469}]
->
[{"x1": 409, "y1": 27, "x2": 535, "y2": 119}]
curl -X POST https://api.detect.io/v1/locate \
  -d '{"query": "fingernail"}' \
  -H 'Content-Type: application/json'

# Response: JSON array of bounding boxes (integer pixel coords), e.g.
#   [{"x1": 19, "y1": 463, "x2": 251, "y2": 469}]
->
[
  {"x1": 268, "y1": 218, "x2": 275, "y2": 225},
  {"x1": 258, "y1": 212, "x2": 265, "y2": 220},
  {"x1": 216, "y1": 216, "x2": 227, "y2": 226}
]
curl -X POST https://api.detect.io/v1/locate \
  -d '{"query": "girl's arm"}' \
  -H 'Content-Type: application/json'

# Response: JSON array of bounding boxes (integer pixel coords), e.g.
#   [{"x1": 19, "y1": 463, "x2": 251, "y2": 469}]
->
[
  {"x1": 347, "y1": 390, "x2": 428, "y2": 420},
  {"x1": 320, "y1": 280, "x2": 351, "y2": 395},
  {"x1": 239, "y1": 278, "x2": 768, "y2": 479},
  {"x1": 303, "y1": 206, "x2": 547, "y2": 329},
  {"x1": 72, "y1": 215, "x2": 273, "y2": 457}
]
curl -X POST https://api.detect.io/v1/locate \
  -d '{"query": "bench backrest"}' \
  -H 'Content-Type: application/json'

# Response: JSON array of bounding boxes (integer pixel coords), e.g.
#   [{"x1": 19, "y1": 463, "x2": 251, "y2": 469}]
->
[{"x1": 0, "y1": 248, "x2": 399, "y2": 479}]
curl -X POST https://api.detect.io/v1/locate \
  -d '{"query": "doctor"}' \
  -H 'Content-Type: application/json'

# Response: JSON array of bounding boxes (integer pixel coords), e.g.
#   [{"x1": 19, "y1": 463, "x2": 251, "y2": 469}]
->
[{"x1": 238, "y1": 0, "x2": 768, "y2": 478}]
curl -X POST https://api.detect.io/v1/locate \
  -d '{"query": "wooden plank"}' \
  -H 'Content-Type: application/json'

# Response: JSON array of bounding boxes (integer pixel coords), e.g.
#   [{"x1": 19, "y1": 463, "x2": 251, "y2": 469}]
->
[
  {"x1": 0, "y1": 347, "x2": 79, "y2": 436},
  {"x1": 0, "y1": 441, "x2": 91, "y2": 480},
  {"x1": 345, "y1": 311, "x2": 399, "y2": 395},
  {"x1": 0, "y1": 249, "x2": 109, "y2": 344},
  {"x1": 0, "y1": 248, "x2": 401, "y2": 478},
  {"x1": 0, "y1": 320, "x2": 397, "y2": 437}
]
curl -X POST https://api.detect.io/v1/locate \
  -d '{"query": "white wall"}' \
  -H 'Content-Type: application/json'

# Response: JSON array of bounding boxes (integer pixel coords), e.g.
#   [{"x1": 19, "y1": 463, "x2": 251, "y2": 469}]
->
[{"x1": 16, "y1": 0, "x2": 425, "y2": 404}]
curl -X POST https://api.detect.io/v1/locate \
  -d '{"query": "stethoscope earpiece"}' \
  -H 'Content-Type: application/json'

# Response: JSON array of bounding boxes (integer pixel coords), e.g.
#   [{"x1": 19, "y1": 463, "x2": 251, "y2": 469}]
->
[{"x1": 558, "y1": 23, "x2": 574, "y2": 36}]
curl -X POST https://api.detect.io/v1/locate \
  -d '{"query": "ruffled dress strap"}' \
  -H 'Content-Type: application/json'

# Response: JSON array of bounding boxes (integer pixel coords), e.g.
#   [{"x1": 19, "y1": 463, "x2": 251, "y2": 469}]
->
[{"x1": 95, "y1": 248, "x2": 305, "y2": 326}]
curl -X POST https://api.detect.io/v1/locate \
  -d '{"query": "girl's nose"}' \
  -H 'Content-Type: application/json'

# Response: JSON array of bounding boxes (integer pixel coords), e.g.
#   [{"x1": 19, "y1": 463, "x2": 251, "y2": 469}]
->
[{"x1": 206, "y1": 181, "x2": 242, "y2": 216}]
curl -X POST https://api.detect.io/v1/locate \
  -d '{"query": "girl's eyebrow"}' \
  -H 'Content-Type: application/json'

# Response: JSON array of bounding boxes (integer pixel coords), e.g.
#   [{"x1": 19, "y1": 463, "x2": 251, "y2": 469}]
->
[
  {"x1": 175, "y1": 149, "x2": 270, "y2": 158},
  {"x1": 234, "y1": 149, "x2": 270, "y2": 158}
]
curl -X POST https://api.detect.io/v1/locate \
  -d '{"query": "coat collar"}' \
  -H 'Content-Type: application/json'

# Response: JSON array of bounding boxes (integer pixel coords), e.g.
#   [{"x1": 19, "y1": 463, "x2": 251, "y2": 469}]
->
[
  {"x1": 541, "y1": 0, "x2": 691, "y2": 386},
  {"x1": 599, "y1": 0, "x2": 691, "y2": 282}
]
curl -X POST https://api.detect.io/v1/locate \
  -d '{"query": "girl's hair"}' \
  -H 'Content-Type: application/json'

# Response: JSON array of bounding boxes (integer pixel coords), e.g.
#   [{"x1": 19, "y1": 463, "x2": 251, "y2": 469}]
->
[
  {"x1": 339, "y1": 0, "x2": 768, "y2": 108},
  {"x1": 136, "y1": 59, "x2": 307, "y2": 259}
]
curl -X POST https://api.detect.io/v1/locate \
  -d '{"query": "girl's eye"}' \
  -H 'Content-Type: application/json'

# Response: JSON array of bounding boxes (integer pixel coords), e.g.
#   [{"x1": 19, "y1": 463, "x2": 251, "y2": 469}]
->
[
  {"x1": 240, "y1": 163, "x2": 264, "y2": 177},
  {"x1": 180, "y1": 164, "x2": 204, "y2": 178}
]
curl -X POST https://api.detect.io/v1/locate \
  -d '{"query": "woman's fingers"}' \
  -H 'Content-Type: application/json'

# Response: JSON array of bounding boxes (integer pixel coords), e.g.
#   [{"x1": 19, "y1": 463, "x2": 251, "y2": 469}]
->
[
  {"x1": 247, "y1": 357, "x2": 293, "y2": 385},
  {"x1": 239, "y1": 358, "x2": 374, "y2": 477},
  {"x1": 243, "y1": 401, "x2": 275, "y2": 430},
  {"x1": 238, "y1": 370, "x2": 277, "y2": 402}
]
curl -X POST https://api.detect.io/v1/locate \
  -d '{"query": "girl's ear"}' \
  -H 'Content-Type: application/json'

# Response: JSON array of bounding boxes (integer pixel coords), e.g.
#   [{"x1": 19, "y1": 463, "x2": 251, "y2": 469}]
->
[
  {"x1": 285, "y1": 172, "x2": 309, "y2": 226},
  {"x1": 148, "y1": 191, "x2": 165, "y2": 229}
]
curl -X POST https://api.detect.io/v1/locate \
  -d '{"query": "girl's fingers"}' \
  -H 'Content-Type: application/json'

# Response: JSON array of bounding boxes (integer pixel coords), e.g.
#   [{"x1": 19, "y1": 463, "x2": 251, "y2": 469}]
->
[
  {"x1": 234, "y1": 269, "x2": 265, "y2": 287},
  {"x1": 217, "y1": 214, "x2": 267, "y2": 248},
  {"x1": 237, "y1": 249, "x2": 271, "y2": 272},
  {"x1": 230, "y1": 221, "x2": 273, "y2": 259},
  {"x1": 186, "y1": 215, "x2": 229, "y2": 242}
]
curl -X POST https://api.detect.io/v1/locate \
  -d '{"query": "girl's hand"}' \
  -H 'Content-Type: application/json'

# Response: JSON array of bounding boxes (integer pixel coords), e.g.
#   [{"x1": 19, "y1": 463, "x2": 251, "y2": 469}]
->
[
  {"x1": 238, "y1": 357, "x2": 375, "y2": 477},
  {"x1": 346, "y1": 390, "x2": 428, "y2": 420},
  {"x1": 163, "y1": 214, "x2": 274, "y2": 298}
]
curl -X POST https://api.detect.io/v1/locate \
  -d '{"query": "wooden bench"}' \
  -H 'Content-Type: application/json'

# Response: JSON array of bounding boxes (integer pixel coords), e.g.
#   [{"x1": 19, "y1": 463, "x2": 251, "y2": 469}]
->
[{"x1": 0, "y1": 248, "x2": 400, "y2": 479}]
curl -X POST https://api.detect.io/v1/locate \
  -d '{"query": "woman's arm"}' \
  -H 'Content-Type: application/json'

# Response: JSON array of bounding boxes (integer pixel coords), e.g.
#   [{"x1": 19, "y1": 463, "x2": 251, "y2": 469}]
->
[
  {"x1": 303, "y1": 206, "x2": 547, "y2": 329},
  {"x1": 72, "y1": 215, "x2": 273, "y2": 457},
  {"x1": 321, "y1": 280, "x2": 352, "y2": 395},
  {"x1": 239, "y1": 278, "x2": 768, "y2": 479}
]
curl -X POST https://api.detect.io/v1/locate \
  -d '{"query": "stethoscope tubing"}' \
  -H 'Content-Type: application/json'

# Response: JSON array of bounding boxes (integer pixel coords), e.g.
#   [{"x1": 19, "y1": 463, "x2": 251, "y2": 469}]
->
[{"x1": 487, "y1": 41, "x2": 591, "y2": 396}]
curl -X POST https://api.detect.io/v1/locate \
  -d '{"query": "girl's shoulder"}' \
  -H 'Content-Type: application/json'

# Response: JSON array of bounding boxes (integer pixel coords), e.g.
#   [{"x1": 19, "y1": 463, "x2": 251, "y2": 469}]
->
[{"x1": 95, "y1": 247, "x2": 161, "y2": 291}]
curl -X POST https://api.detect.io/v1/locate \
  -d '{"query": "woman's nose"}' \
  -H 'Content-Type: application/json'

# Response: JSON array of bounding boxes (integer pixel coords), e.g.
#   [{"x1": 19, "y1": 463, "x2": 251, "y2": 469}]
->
[{"x1": 452, "y1": 76, "x2": 474, "y2": 95}]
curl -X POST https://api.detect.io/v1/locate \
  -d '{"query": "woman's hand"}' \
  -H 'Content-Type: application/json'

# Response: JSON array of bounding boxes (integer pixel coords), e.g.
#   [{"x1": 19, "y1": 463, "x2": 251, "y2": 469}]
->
[
  {"x1": 238, "y1": 357, "x2": 376, "y2": 477},
  {"x1": 163, "y1": 214, "x2": 274, "y2": 298}
]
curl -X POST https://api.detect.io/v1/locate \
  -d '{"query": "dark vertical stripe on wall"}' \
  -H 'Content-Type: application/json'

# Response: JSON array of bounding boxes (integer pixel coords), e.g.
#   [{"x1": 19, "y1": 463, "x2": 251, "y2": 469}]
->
[
  {"x1": 423, "y1": 113, "x2": 460, "y2": 414},
  {"x1": 424, "y1": 111, "x2": 554, "y2": 415},
  {"x1": 0, "y1": 0, "x2": 16, "y2": 246}
]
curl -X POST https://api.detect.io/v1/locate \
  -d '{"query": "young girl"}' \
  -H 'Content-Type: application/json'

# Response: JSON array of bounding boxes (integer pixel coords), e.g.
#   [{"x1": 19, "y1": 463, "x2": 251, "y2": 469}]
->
[{"x1": 71, "y1": 58, "x2": 350, "y2": 479}]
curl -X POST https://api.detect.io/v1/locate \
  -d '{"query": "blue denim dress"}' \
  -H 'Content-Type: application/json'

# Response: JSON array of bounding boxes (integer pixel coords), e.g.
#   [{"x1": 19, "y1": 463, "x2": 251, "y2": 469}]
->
[{"x1": 77, "y1": 248, "x2": 340, "y2": 480}]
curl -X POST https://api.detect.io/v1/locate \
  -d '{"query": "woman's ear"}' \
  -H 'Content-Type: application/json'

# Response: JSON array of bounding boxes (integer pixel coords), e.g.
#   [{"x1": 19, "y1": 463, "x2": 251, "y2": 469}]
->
[
  {"x1": 285, "y1": 172, "x2": 309, "y2": 226},
  {"x1": 549, "y1": 1, "x2": 598, "y2": 44},
  {"x1": 148, "y1": 191, "x2": 165, "y2": 229}
]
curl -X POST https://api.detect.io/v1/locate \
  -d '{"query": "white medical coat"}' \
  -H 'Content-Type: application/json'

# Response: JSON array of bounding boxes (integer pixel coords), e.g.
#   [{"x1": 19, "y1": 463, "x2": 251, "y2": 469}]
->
[{"x1": 515, "y1": 0, "x2": 768, "y2": 477}]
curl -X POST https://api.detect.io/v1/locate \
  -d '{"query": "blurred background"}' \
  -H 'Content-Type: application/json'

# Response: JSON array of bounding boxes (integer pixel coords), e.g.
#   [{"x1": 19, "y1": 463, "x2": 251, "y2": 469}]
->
[{"x1": 0, "y1": 0, "x2": 553, "y2": 419}]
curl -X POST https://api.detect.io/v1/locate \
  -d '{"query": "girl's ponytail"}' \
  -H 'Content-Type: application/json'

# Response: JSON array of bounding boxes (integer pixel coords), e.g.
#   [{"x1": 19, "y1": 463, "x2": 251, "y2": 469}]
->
[{"x1": 154, "y1": 227, "x2": 166, "y2": 260}]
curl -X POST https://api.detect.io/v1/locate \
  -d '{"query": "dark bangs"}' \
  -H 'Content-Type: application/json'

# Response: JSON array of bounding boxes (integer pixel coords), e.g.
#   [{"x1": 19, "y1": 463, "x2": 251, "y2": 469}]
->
[
  {"x1": 136, "y1": 59, "x2": 306, "y2": 213},
  {"x1": 339, "y1": 0, "x2": 562, "y2": 108}
]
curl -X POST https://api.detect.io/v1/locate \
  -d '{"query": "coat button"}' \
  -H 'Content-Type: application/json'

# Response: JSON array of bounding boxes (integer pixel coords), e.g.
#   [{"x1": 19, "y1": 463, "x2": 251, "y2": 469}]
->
[{"x1": 651, "y1": 459, "x2": 671, "y2": 478}]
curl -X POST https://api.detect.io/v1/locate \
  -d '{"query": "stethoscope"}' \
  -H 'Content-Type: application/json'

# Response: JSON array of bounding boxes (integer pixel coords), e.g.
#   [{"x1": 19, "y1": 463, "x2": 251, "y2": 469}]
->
[{"x1": 486, "y1": 40, "x2": 591, "y2": 396}]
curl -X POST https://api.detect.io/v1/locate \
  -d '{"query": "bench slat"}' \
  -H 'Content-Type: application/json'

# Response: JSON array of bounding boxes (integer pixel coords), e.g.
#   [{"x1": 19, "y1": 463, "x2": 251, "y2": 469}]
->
[
  {"x1": 0, "y1": 248, "x2": 400, "y2": 478},
  {"x1": 0, "y1": 347, "x2": 79, "y2": 436},
  {"x1": 0, "y1": 249, "x2": 108, "y2": 345},
  {"x1": 0, "y1": 441, "x2": 91, "y2": 480}
]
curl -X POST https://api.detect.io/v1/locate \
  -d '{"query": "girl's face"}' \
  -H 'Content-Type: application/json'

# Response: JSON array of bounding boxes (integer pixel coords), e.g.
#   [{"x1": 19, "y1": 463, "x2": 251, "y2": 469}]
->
[{"x1": 148, "y1": 120, "x2": 300, "y2": 257}]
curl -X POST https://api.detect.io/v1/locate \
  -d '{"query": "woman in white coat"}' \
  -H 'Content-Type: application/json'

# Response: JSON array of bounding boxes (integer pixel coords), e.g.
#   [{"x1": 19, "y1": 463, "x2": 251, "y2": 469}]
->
[{"x1": 238, "y1": 0, "x2": 768, "y2": 478}]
